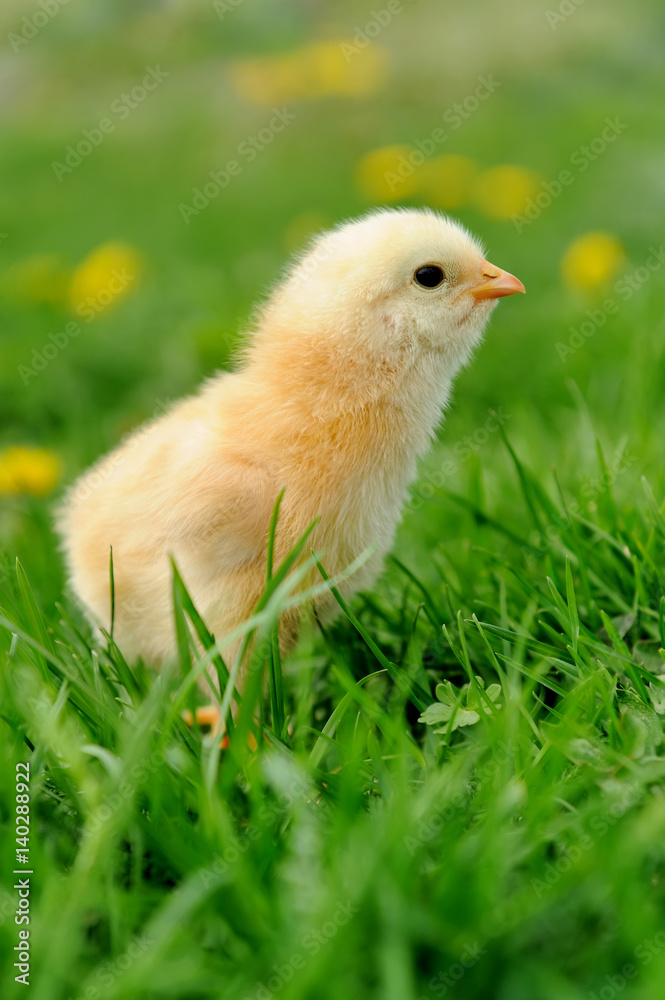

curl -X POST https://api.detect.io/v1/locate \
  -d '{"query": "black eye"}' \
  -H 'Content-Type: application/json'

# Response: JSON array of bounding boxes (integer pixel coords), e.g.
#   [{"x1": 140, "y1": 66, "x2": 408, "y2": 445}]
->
[{"x1": 414, "y1": 265, "x2": 445, "y2": 288}]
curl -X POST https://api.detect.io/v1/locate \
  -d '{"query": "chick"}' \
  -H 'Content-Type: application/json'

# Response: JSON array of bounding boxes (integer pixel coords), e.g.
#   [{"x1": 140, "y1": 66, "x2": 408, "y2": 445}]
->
[{"x1": 57, "y1": 208, "x2": 524, "y2": 669}]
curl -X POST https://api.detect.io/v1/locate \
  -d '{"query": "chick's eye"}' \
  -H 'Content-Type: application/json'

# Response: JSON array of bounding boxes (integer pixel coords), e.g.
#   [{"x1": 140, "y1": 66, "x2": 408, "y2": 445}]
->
[{"x1": 414, "y1": 265, "x2": 445, "y2": 288}]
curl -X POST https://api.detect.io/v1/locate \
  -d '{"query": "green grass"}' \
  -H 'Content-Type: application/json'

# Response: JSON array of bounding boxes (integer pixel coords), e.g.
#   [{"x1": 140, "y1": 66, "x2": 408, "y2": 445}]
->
[
  {"x1": 3, "y1": 433, "x2": 665, "y2": 1000},
  {"x1": 3, "y1": 0, "x2": 665, "y2": 997}
]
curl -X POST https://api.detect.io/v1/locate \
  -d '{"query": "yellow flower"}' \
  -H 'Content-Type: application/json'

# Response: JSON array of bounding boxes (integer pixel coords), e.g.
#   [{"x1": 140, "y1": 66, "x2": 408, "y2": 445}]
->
[
  {"x1": 68, "y1": 242, "x2": 143, "y2": 318},
  {"x1": 418, "y1": 155, "x2": 479, "y2": 210},
  {"x1": 230, "y1": 40, "x2": 387, "y2": 105},
  {"x1": 323, "y1": 40, "x2": 387, "y2": 97},
  {"x1": 473, "y1": 165, "x2": 542, "y2": 220},
  {"x1": 284, "y1": 211, "x2": 330, "y2": 252},
  {"x1": 0, "y1": 253, "x2": 70, "y2": 307},
  {"x1": 0, "y1": 446, "x2": 61, "y2": 497},
  {"x1": 560, "y1": 232, "x2": 625, "y2": 292},
  {"x1": 356, "y1": 144, "x2": 419, "y2": 203}
]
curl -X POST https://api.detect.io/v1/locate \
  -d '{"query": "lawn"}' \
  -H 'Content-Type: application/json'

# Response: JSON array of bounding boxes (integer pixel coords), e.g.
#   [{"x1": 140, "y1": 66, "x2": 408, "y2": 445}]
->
[{"x1": 2, "y1": 1, "x2": 665, "y2": 998}]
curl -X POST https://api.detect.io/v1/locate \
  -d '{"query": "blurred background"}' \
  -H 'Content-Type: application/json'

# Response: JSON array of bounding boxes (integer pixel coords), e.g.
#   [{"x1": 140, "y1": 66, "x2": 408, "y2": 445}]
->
[{"x1": 0, "y1": 0, "x2": 664, "y2": 606}]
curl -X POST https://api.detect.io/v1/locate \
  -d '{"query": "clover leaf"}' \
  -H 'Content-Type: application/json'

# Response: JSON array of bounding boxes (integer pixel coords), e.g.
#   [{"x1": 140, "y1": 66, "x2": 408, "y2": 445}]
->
[{"x1": 419, "y1": 676, "x2": 502, "y2": 734}]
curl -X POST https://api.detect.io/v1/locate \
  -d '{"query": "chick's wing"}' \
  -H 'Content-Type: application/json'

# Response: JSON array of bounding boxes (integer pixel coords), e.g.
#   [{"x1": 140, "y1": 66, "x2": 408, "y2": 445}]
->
[{"x1": 163, "y1": 449, "x2": 280, "y2": 572}]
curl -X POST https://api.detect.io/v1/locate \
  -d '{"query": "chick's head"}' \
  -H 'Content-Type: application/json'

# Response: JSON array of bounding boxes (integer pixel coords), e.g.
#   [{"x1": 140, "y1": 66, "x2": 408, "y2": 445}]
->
[{"x1": 263, "y1": 208, "x2": 524, "y2": 370}]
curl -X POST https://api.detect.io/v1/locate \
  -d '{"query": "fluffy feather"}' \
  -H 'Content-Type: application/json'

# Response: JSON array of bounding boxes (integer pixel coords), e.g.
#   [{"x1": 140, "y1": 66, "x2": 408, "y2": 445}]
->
[{"x1": 57, "y1": 207, "x2": 524, "y2": 667}]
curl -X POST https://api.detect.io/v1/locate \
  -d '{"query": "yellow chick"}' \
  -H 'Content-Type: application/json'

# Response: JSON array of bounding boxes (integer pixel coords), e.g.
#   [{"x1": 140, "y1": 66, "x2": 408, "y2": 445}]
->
[{"x1": 57, "y1": 209, "x2": 524, "y2": 669}]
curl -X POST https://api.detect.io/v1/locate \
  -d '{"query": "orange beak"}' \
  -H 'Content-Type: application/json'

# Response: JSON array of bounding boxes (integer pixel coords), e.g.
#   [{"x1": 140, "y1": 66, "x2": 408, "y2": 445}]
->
[{"x1": 469, "y1": 260, "x2": 525, "y2": 301}]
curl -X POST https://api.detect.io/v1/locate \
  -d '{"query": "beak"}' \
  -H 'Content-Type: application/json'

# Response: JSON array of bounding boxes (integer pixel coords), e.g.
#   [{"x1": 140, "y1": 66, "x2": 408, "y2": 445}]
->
[{"x1": 469, "y1": 260, "x2": 526, "y2": 301}]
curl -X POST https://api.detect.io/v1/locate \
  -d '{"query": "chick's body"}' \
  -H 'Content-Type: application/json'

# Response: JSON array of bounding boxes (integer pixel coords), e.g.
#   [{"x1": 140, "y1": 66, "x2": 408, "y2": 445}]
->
[{"x1": 58, "y1": 209, "x2": 524, "y2": 666}]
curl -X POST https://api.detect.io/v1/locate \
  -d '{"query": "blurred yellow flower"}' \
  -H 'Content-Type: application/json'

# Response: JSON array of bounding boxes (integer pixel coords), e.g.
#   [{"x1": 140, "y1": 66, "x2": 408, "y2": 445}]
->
[
  {"x1": 319, "y1": 40, "x2": 387, "y2": 97},
  {"x1": 284, "y1": 211, "x2": 330, "y2": 252},
  {"x1": 356, "y1": 144, "x2": 419, "y2": 203},
  {"x1": 68, "y1": 242, "x2": 143, "y2": 319},
  {"x1": 0, "y1": 446, "x2": 61, "y2": 497},
  {"x1": 418, "y1": 155, "x2": 479, "y2": 210},
  {"x1": 473, "y1": 165, "x2": 542, "y2": 220},
  {"x1": 230, "y1": 40, "x2": 387, "y2": 105},
  {"x1": 1, "y1": 253, "x2": 70, "y2": 307},
  {"x1": 560, "y1": 232, "x2": 626, "y2": 292}
]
